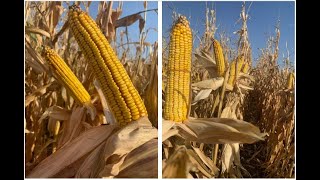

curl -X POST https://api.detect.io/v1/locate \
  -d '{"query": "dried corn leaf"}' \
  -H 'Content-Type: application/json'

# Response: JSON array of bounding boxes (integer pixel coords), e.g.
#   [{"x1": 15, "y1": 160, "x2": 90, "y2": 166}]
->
[
  {"x1": 163, "y1": 129, "x2": 179, "y2": 142},
  {"x1": 192, "y1": 147, "x2": 218, "y2": 175},
  {"x1": 194, "y1": 50, "x2": 216, "y2": 67},
  {"x1": 163, "y1": 146, "x2": 190, "y2": 178},
  {"x1": 99, "y1": 117, "x2": 158, "y2": 177},
  {"x1": 186, "y1": 149, "x2": 214, "y2": 177},
  {"x1": 192, "y1": 77, "x2": 224, "y2": 90},
  {"x1": 75, "y1": 142, "x2": 107, "y2": 178},
  {"x1": 177, "y1": 117, "x2": 266, "y2": 144},
  {"x1": 116, "y1": 139, "x2": 158, "y2": 178},
  {"x1": 27, "y1": 125, "x2": 116, "y2": 178},
  {"x1": 115, "y1": 13, "x2": 143, "y2": 28},
  {"x1": 57, "y1": 107, "x2": 85, "y2": 147},
  {"x1": 38, "y1": 105, "x2": 71, "y2": 124},
  {"x1": 192, "y1": 89, "x2": 213, "y2": 104},
  {"x1": 162, "y1": 119, "x2": 175, "y2": 135},
  {"x1": 26, "y1": 27, "x2": 51, "y2": 38},
  {"x1": 26, "y1": 83, "x2": 53, "y2": 107}
]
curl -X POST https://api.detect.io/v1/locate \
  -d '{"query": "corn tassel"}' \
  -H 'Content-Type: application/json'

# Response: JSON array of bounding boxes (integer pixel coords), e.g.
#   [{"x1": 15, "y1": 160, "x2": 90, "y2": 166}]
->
[
  {"x1": 68, "y1": 6, "x2": 147, "y2": 126},
  {"x1": 227, "y1": 55, "x2": 244, "y2": 86},
  {"x1": 164, "y1": 15, "x2": 192, "y2": 122},
  {"x1": 213, "y1": 39, "x2": 225, "y2": 77},
  {"x1": 42, "y1": 46, "x2": 91, "y2": 105}
]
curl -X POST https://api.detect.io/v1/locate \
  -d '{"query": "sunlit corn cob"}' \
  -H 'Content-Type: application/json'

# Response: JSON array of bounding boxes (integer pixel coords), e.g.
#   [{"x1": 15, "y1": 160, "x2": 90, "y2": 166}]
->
[
  {"x1": 164, "y1": 15, "x2": 192, "y2": 122},
  {"x1": 213, "y1": 39, "x2": 225, "y2": 77},
  {"x1": 286, "y1": 72, "x2": 294, "y2": 89},
  {"x1": 68, "y1": 6, "x2": 147, "y2": 126},
  {"x1": 42, "y1": 46, "x2": 91, "y2": 105},
  {"x1": 242, "y1": 62, "x2": 250, "y2": 74},
  {"x1": 227, "y1": 55, "x2": 244, "y2": 86}
]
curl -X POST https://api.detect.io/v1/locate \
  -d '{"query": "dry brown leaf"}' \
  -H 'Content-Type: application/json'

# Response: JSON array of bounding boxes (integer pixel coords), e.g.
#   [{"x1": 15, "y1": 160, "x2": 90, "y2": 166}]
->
[
  {"x1": 194, "y1": 50, "x2": 216, "y2": 67},
  {"x1": 163, "y1": 146, "x2": 190, "y2": 178},
  {"x1": 99, "y1": 117, "x2": 158, "y2": 177},
  {"x1": 26, "y1": 83, "x2": 53, "y2": 107},
  {"x1": 27, "y1": 125, "x2": 116, "y2": 178},
  {"x1": 192, "y1": 89, "x2": 213, "y2": 104},
  {"x1": 48, "y1": 1, "x2": 63, "y2": 34},
  {"x1": 115, "y1": 13, "x2": 143, "y2": 28},
  {"x1": 192, "y1": 77, "x2": 224, "y2": 90},
  {"x1": 57, "y1": 107, "x2": 86, "y2": 147},
  {"x1": 116, "y1": 139, "x2": 158, "y2": 178},
  {"x1": 144, "y1": 44, "x2": 158, "y2": 127},
  {"x1": 75, "y1": 142, "x2": 107, "y2": 178},
  {"x1": 192, "y1": 147, "x2": 219, "y2": 175},
  {"x1": 26, "y1": 27, "x2": 51, "y2": 38},
  {"x1": 186, "y1": 149, "x2": 213, "y2": 178},
  {"x1": 163, "y1": 129, "x2": 179, "y2": 142},
  {"x1": 162, "y1": 119, "x2": 175, "y2": 135},
  {"x1": 38, "y1": 106, "x2": 71, "y2": 124},
  {"x1": 177, "y1": 117, "x2": 266, "y2": 144}
]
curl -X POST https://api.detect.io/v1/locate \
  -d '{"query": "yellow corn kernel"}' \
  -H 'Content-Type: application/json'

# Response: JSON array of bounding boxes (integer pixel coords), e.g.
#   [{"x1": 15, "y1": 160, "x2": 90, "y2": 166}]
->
[
  {"x1": 42, "y1": 46, "x2": 91, "y2": 105},
  {"x1": 287, "y1": 72, "x2": 294, "y2": 89},
  {"x1": 227, "y1": 55, "x2": 244, "y2": 86},
  {"x1": 242, "y1": 62, "x2": 250, "y2": 74},
  {"x1": 213, "y1": 39, "x2": 225, "y2": 77},
  {"x1": 68, "y1": 6, "x2": 147, "y2": 126},
  {"x1": 164, "y1": 15, "x2": 192, "y2": 122}
]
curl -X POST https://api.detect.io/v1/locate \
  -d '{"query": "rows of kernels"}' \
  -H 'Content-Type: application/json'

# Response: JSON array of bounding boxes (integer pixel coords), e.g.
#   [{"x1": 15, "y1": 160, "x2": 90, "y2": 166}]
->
[
  {"x1": 68, "y1": 9, "x2": 147, "y2": 126},
  {"x1": 43, "y1": 48, "x2": 91, "y2": 104},
  {"x1": 164, "y1": 16, "x2": 192, "y2": 122},
  {"x1": 213, "y1": 39, "x2": 225, "y2": 77}
]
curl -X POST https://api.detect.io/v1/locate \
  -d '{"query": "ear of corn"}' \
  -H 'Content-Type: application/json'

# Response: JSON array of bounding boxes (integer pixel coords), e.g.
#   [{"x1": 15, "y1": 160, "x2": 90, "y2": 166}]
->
[
  {"x1": 68, "y1": 6, "x2": 147, "y2": 126},
  {"x1": 227, "y1": 55, "x2": 244, "y2": 86},
  {"x1": 242, "y1": 62, "x2": 250, "y2": 74},
  {"x1": 213, "y1": 39, "x2": 225, "y2": 77},
  {"x1": 42, "y1": 46, "x2": 91, "y2": 105},
  {"x1": 164, "y1": 15, "x2": 192, "y2": 122},
  {"x1": 286, "y1": 72, "x2": 294, "y2": 89}
]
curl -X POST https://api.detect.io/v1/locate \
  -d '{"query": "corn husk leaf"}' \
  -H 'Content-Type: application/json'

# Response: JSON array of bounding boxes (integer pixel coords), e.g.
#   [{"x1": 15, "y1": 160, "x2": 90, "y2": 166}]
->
[
  {"x1": 163, "y1": 146, "x2": 191, "y2": 178},
  {"x1": 177, "y1": 117, "x2": 266, "y2": 144},
  {"x1": 27, "y1": 125, "x2": 116, "y2": 178},
  {"x1": 57, "y1": 107, "x2": 86, "y2": 148},
  {"x1": 192, "y1": 89, "x2": 213, "y2": 104},
  {"x1": 98, "y1": 117, "x2": 158, "y2": 178},
  {"x1": 192, "y1": 77, "x2": 224, "y2": 90},
  {"x1": 75, "y1": 142, "x2": 107, "y2": 178},
  {"x1": 38, "y1": 106, "x2": 71, "y2": 124},
  {"x1": 116, "y1": 139, "x2": 158, "y2": 178}
]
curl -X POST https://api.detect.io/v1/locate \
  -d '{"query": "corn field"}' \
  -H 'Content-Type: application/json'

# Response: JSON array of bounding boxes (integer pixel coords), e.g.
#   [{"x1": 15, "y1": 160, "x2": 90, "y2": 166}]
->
[
  {"x1": 25, "y1": 1, "x2": 158, "y2": 178},
  {"x1": 24, "y1": 1, "x2": 295, "y2": 179},
  {"x1": 162, "y1": 2, "x2": 295, "y2": 178}
]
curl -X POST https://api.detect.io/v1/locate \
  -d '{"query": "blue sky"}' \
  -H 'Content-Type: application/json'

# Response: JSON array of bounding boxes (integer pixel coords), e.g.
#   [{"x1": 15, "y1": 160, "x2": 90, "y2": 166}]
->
[
  {"x1": 87, "y1": 1, "x2": 158, "y2": 44},
  {"x1": 163, "y1": 1, "x2": 295, "y2": 66}
]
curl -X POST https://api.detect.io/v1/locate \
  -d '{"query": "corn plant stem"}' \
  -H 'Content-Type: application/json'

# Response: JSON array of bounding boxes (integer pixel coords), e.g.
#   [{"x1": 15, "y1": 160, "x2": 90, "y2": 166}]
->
[{"x1": 212, "y1": 68, "x2": 230, "y2": 165}]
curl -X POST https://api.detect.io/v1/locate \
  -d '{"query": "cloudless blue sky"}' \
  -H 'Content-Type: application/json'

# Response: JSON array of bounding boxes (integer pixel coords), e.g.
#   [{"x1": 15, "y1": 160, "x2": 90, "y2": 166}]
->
[{"x1": 163, "y1": 1, "x2": 295, "y2": 66}]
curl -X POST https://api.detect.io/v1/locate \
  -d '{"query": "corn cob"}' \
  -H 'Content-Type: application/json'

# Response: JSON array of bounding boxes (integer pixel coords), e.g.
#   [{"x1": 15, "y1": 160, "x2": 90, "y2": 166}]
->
[
  {"x1": 68, "y1": 6, "x2": 147, "y2": 126},
  {"x1": 42, "y1": 46, "x2": 91, "y2": 105},
  {"x1": 213, "y1": 39, "x2": 225, "y2": 77},
  {"x1": 286, "y1": 72, "x2": 294, "y2": 89},
  {"x1": 242, "y1": 62, "x2": 250, "y2": 74},
  {"x1": 164, "y1": 15, "x2": 192, "y2": 122},
  {"x1": 227, "y1": 55, "x2": 244, "y2": 86}
]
